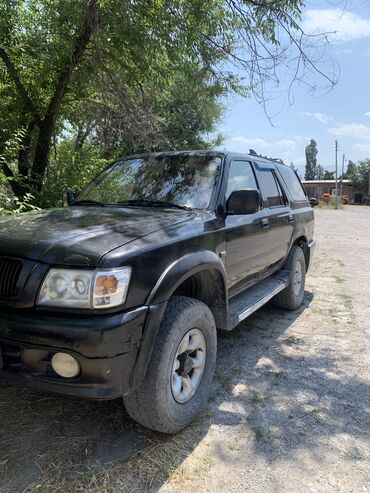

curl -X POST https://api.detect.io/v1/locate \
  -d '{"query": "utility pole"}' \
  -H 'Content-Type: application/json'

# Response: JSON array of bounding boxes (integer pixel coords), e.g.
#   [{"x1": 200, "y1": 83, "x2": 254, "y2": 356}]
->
[
  {"x1": 340, "y1": 153, "x2": 345, "y2": 196},
  {"x1": 335, "y1": 140, "x2": 339, "y2": 209}
]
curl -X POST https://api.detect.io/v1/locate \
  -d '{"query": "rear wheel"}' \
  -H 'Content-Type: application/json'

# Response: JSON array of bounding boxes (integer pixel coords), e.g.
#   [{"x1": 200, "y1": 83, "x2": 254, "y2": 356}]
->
[
  {"x1": 273, "y1": 245, "x2": 306, "y2": 310},
  {"x1": 123, "y1": 296, "x2": 217, "y2": 433}
]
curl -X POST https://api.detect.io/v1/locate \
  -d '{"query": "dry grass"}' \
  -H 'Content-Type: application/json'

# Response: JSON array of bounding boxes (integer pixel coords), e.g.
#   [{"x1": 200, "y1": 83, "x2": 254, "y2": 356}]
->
[{"x1": 0, "y1": 382, "x2": 212, "y2": 493}]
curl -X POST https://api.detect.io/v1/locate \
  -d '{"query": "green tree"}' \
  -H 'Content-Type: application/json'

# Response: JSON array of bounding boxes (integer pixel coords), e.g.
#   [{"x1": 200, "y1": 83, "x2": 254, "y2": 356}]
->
[
  {"x1": 352, "y1": 160, "x2": 370, "y2": 191},
  {"x1": 343, "y1": 160, "x2": 356, "y2": 179},
  {"x1": 305, "y1": 139, "x2": 318, "y2": 180},
  {"x1": 323, "y1": 170, "x2": 335, "y2": 180},
  {"x1": 316, "y1": 164, "x2": 324, "y2": 180},
  {"x1": 0, "y1": 0, "x2": 337, "y2": 206}
]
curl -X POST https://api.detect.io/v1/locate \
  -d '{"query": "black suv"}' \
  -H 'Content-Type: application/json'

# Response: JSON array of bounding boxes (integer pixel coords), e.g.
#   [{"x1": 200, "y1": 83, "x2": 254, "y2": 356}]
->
[{"x1": 0, "y1": 151, "x2": 315, "y2": 433}]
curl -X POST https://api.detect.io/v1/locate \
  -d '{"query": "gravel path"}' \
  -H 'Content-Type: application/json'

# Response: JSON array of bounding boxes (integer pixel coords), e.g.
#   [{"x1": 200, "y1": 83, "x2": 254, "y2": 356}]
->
[{"x1": 0, "y1": 206, "x2": 369, "y2": 493}]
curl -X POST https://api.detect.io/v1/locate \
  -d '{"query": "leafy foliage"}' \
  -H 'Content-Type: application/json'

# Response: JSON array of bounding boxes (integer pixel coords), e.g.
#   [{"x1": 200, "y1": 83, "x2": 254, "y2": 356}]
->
[
  {"x1": 323, "y1": 170, "x2": 335, "y2": 180},
  {"x1": 0, "y1": 0, "x2": 338, "y2": 209},
  {"x1": 305, "y1": 139, "x2": 318, "y2": 180},
  {"x1": 345, "y1": 159, "x2": 370, "y2": 191},
  {"x1": 0, "y1": 193, "x2": 41, "y2": 214}
]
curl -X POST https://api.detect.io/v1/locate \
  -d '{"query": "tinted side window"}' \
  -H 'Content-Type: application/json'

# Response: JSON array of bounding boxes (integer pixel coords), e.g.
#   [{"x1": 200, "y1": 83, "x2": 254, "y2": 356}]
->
[
  {"x1": 259, "y1": 170, "x2": 285, "y2": 207},
  {"x1": 277, "y1": 164, "x2": 307, "y2": 201},
  {"x1": 226, "y1": 160, "x2": 258, "y2": 199}
]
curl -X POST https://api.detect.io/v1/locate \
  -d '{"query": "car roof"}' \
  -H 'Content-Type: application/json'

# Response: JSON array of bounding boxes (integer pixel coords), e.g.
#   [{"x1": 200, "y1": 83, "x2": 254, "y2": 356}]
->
[{"x1": 121, "y1": 150, "x2": 286, "y2": 167}]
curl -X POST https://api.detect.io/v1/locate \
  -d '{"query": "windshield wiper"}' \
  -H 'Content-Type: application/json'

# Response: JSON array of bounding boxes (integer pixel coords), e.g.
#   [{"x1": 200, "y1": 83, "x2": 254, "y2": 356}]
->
[
  {"x1": 71, "y1": 199, "x2": 107, "y2": 207},
  {"x1": 115, "y1": 200, "x2": 192, "y2": 211}
]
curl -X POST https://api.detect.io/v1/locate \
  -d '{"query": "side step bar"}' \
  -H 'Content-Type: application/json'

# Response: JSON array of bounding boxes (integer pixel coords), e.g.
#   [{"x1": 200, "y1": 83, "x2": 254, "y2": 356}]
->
[{"x1": 227, "y1": 270, "x2": 291, "y2": 330}]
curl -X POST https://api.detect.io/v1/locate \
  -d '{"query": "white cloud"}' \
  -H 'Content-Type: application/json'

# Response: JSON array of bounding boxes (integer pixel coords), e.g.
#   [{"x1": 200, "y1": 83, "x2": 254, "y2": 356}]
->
[
  {"x1": 301, "y1": 111, "x2": 332, "y2": 124},
  {"x1": 275, "y1": 139, "x2": 296, "y2": 150},
  {"x1": 222, "y1": 137, "x2": 301, "y2": 167},
  {"x1": 364, "y1": 112, "x2": 370, "y2": 118},
  {"x1": 229, "y1": 137, "x2": 270, "y2": 149},
  {"x1": 335, "y1": 48, "x2": 352, "y2": 55},
  {"x1": 328, "y1": 123, "x2": 370, "y2": 139},
  {"x1": 353, "y1": 143, "x2": 370, "y2": 154},
  {"x1": 227, "y1": 136, "x2": 296, "y2": 153},
  {"x1": 313, "y1": 112, "x2": 331, "y2": 124},
  {"x1": 303, "y1": 9, "x2": 370, "y2": 42}
]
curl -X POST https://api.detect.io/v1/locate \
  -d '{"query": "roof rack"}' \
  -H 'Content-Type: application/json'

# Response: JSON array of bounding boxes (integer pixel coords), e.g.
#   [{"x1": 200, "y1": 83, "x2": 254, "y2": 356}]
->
[{"x1": 249, "y1": 149, "x2": 285, "y2": 165}]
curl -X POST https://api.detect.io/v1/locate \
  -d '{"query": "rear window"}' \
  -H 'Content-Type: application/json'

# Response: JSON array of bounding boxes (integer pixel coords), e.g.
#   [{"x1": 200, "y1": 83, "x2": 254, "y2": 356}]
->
[
  {"x1": 277, "y1": 164, "x2": 307, "y2": 202},
  {"x1": 259, "y1": 169, "x2": 285, "y2": 207},
  {"x1": 261, "y1": 169, "x2": 285, "y2": 207}
]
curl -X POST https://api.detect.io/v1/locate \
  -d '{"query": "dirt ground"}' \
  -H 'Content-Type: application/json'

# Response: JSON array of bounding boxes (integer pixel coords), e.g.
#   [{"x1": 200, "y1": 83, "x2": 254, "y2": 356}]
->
[{"x1": 0, "y1": 205, "x2": 369, "y2": 493}]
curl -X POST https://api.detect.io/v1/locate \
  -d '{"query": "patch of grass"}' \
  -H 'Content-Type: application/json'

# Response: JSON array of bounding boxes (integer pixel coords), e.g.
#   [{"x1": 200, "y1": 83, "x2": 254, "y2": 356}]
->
[
  {"x1": 282, "y1": 335, "x2": 302, "y2": 346},
  {"x1": 208, "y1": 391, "x2": 221, "y2": 403},
  {"x1": 252, "y1": 427, "x2": 264, "y2": 442},
  {"x1": 311, "y1": 307, "x2": 324, "y2": 314},
  {"x1": 334, "y1": 275, "x2": 345, "y2": 284},
  {"x1": 342, "y1": 294, "x2": 353, "y2": 310},
  {"x1": 328, "y1": 307, "x2": 340, "y2": 320},
  {"x1": 310, "y1": 407, "x2": 327, "y2": 423},
  {"x1": 111, "y1": 413, "x2": 124, "y2": 430},
  {"x1": 168, "y1": 465, "x2": 192, "y2": 484},
  {"x1": 251, "y1": 391, "x2": 267, "y2": 407},
  {"x1": 215, "y1": 372, "x2": 234, "y2": 393},
  {"x1": 200, "y1": 408, "x2": 214, "y2": 419},
  {"x1": 193, "y1": 454, "x2": 215, "y2": 477},
  {"x1": 271, "y1": 371, "x2": 288, "y2": 386},
  {"x1": 317, "y1": 198, "x2": 344, "y2": 209},
  {"x1": 227, "y1": 442, "x2": 240, "y2": 452}
]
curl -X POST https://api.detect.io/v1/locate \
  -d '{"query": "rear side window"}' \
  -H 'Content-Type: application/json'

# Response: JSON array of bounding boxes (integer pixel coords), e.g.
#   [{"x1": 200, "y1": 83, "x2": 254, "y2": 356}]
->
[
  {"x1": 226, "y1": 160, "x2": 258, "y2": 199},
  {"x1": 277, "y1": 164, "x2": 307, "y2": 202},
  {"x1": 259, "y1": 170, "x2": 285, "y2": 207}
]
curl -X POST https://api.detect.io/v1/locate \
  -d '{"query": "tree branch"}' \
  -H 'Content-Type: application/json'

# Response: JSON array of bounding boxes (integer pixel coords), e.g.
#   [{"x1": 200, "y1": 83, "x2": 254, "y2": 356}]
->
[
  {"x1": 0, "y1": 160, "x2": 14, "y2": 179},
  {"x1": 31, "y1": 0, "x2": 101, "y2": 184},
  {"x1": 43, "y1": 0, "x2": 100, "y2": 126},
  {"x1": 0, "y1": 48, "x2": 42, "y2": 127}
]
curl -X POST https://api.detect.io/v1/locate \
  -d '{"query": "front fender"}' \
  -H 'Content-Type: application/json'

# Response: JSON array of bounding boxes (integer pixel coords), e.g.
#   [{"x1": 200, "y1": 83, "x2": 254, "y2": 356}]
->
[{"x1": 146, "y1": 250, "x2": 227, "y2": 306}]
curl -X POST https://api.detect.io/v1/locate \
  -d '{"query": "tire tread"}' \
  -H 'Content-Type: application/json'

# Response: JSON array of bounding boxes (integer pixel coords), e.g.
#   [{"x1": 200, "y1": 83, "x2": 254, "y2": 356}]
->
[
  {"x1": 273, "y1": 245, "x2": 306, "y2": 310},
  {"x1": 124, "y1": 296, "x2": 216, "y2": 433}
]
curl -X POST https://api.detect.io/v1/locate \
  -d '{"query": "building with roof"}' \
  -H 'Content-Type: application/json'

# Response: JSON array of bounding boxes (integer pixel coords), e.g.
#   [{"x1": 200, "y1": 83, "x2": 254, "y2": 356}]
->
[{"x1": 302, "y1": 179, "x2": 366, "y2": 203}]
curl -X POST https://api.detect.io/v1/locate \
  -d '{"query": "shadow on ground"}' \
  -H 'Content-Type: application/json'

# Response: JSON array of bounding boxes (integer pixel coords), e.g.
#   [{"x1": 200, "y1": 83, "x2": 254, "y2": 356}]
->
[{"x1": 0, "y1": 290, "x2": 368, "y2": 492}]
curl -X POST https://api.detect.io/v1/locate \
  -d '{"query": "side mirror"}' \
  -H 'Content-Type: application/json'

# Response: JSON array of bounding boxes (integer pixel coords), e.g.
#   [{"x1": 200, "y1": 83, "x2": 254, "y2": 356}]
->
[
  {"x1": 226, "y1": 189, "x2": 261, "y2": 215},
  {"x1": 63, "y1": 190, "x2": 76, "y2": 207}
]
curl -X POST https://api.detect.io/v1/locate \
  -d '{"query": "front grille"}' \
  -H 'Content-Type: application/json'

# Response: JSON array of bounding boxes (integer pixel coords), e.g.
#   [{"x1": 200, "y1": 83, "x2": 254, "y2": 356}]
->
[
  {"x1": 1, "y1": 343, "x2": 22, "y2": 373},
  {"x1": 0, "y1": 258, "x2": 22, "y2": 297}
]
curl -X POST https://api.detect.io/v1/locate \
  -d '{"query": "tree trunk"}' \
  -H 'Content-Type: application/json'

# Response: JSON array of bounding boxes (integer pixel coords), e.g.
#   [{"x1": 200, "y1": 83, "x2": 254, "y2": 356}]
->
[
  {"x1": 1, "y1": 162, "x2": 26, "y2": 198},
  {"x1": 30, "y1": 0, "x2": 101, "y2": 194},
  {"x1": 18, "y1": 120, "x2": 35, "y2": 178},
  {"x1": 30, "y1": 116, "x2": 57, "y2": 192}
]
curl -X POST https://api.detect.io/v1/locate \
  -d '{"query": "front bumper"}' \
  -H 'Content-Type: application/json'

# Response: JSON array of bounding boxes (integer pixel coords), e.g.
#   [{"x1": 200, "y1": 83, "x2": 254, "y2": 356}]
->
[{"x1": 0, "y1": 304, "x2": 160, "y2": 399}]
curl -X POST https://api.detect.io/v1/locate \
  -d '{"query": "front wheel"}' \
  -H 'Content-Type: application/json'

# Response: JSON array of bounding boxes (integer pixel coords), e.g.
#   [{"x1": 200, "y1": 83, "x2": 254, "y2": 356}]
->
[
  {"x1": 273, "y1": 245, "x2": 306, "y2": 310},
  {"x1": 123, "y1": 296, "x2": 217, "y2": 433}
]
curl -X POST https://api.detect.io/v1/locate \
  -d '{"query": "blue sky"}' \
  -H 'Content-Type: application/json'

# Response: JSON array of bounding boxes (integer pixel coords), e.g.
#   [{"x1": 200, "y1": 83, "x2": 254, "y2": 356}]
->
[{"x1": 220, "y1": 1, "x2": 370, "y2": 177}]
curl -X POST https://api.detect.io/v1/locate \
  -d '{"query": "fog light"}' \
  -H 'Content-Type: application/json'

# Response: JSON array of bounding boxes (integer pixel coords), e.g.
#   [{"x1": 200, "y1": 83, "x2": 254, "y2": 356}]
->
[{"x1": 51, "y1": 353, "x2": 80, "y2": 378}]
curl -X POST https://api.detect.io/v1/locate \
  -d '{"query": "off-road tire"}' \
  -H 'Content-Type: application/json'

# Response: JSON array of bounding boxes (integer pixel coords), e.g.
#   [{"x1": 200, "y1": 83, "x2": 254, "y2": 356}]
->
[
  {"x1": 273, "y1": 245, "x2": 306, "y2": 310},
  {"x1": 123, "y1": 296, "x2": 217, "y2": 433}
]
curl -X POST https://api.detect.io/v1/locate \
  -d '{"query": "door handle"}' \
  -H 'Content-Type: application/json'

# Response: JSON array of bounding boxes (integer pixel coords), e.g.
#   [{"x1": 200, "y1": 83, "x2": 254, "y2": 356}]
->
[
  {"x1": 261, "y1": 218, "x2": 270, "y2": 229},
  {"x1": 288, "y1": 214, "x2": 294, "y2": 223}
]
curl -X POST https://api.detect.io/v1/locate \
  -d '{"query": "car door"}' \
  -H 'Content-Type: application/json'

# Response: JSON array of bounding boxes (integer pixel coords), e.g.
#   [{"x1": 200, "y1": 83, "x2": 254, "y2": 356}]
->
[
  {"x1": 254, "y1": 163, "x2": 294, "y2": 271},
  {"x1": 224, "y1": 159, "x2": 270, "y2": 295}
]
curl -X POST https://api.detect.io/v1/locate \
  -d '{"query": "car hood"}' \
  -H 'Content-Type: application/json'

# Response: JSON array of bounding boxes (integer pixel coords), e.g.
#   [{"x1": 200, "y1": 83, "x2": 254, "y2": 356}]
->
[{"x1": 0, "y1": 206, "x2": 195, "y2": 266}]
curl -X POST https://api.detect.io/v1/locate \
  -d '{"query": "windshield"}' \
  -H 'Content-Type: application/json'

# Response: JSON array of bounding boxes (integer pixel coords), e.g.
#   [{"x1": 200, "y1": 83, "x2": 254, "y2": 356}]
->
[{"x1": 76, "y1": 154, "x2": 222, "y2": 209}]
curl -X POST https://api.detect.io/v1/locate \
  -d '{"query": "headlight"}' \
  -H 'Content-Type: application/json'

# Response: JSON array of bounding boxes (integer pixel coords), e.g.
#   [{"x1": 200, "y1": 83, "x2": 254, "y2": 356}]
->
[{"x1": 38, "y1": 267, "x2": 131, "y2": 309}]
